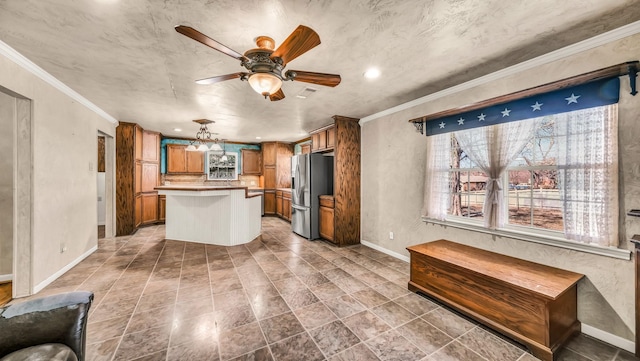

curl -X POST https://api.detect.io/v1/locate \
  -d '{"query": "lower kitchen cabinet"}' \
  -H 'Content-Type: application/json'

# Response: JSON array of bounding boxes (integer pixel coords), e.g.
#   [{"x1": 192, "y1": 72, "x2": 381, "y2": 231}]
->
[
  {"x1": 283, "y1": 191, "x2": 291, "y2": 221},
  {"x1": 275, "y1": 189, "x2": 292, "y2": 222},
  {"x1": 158, "y1": 195, "x2": 166, "y2": 223},
  {"x1": 319, "y1": 195, "x2": 335, "y2": 243},
  {"x1": 264, "y1": 190, "x2": 276, "y2": 215},
  {"x1": 141, "y1": 193, "x2": 158, "y2": 225}
]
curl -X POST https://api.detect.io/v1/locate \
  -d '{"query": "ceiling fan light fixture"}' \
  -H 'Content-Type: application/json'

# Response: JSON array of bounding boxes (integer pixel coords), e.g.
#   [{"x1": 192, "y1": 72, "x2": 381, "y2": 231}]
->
[{"x1": 248, "y1": 73, "x2": 282, "y2": 98}]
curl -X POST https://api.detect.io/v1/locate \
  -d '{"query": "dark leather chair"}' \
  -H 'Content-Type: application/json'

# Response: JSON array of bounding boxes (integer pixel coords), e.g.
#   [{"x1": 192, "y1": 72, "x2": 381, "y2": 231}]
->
[{"x1": 0, "y1": 291, "x2": 93, "y2": 361}]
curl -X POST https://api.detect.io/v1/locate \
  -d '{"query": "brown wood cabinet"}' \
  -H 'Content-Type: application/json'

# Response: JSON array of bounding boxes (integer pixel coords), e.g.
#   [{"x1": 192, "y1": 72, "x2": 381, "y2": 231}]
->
[
  {"x1": 241, "y1": 149, "x2": 262, "y2": 175},
  {"x1": 276, "y1": 189, "x2": 292, "y2": 222},
  {"x1": 158, "y1": 195, "x2": 166, "y2": 223},
  {"x1": 264, "y1": 190, "x2": 276, "y2": 215},
  {"x1": 319, "y1": 195, "x2": 334, "y2": 242},
  {"x1": 116, "y1": 122, "x2": 160, "y2": 235},
  {"x1": 311, "y1": 125, "x2": 336, "y2": 153},
  {"x1": 262, "y1": 142, "x2": 293, "y2": 216},
  {"x1": 300, "y1": 143, "x2": 311, "y2": 154},
  {"x1": 166, "y1": 143, "x2": 204, "y2": 174},
  {"x1": 283, "y1": 191, "x2": 291, "y2": 221},
  {"x1": 310, "y1": 116, "x2": 361, "y2": 246}
]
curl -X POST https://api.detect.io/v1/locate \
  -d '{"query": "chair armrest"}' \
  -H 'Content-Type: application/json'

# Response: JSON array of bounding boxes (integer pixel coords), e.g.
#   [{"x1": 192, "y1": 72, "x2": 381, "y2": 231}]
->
[{"x1": 0, "y1": 291, "x2": 93, "y2": 361}]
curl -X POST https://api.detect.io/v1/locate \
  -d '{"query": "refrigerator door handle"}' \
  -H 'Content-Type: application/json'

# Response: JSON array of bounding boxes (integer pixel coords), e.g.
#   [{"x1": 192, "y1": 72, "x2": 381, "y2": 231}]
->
[
  {"x1": 292, "y1": 204, "x2": 306, "y2": 211},
  {"x1": 295, "y1": 164, "x2": 303, "y2": 200}
]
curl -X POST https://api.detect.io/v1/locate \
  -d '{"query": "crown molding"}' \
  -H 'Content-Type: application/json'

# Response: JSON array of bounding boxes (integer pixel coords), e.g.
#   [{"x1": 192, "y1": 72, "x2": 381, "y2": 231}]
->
[
  {"x1": 0, "y1": 40, "x2": 118, "y2": 125},
  {"x1": 360, "y1": 20, "x2": 640, "y2": 125}
]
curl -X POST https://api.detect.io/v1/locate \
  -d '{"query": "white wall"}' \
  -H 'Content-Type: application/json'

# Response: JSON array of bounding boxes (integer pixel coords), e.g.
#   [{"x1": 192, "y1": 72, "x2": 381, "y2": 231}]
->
[
  {"x1": 0, "y1": 50, "x2": 116, "y2": 291},
  {"x1": 361, "y1": 32, "x2": 640, "y2": 343},
  {"x1": 0, "y1": 91, "x2": 14, "y2": 278}
]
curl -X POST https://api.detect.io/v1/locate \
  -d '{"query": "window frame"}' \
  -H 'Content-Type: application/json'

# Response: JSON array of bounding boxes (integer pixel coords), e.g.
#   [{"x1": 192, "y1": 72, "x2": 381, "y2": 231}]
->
[{"x1": 427, "y1": 114, "x2": 629, "y2": 260}]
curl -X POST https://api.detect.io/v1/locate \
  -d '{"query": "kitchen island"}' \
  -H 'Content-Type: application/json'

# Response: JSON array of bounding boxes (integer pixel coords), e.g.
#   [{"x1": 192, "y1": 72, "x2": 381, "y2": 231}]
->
[{"x1": 155, "y1": 186, "x2": 262, "y2": 246}]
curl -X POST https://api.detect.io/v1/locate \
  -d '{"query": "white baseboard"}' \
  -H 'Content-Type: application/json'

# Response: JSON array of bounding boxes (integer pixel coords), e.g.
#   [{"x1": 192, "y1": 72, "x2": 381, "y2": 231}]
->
[
  {"x1": 33, "y1": 246, "x2": 97, "y2": 294},
  {"x1": 581, "y1": 323, "x2": 635, "y2": 353},
  {"x1": 360, "y1": 239, "x2": 410, "y2": 263},
  {"x1": 0, "y1": 274, "x2": 12, "y2": 282},
  {"x1": 359, "y1": 240, "x2": 636, "y2": 354}
]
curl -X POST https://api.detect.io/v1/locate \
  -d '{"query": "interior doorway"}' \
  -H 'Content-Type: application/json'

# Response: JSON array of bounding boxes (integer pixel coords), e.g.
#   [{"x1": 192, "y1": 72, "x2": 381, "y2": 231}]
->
[
  {"x1": 97, "y1": 135, "x2": 106, "y2": 239},
  {"x1": 0, "y1": 86, "x2": 32, "y2": 300}
]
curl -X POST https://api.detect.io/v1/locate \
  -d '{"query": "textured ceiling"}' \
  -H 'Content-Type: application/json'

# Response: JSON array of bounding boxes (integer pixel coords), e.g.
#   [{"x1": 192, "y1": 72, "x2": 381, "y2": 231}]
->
[{"x1": 1, "y1": 0, "x2": 639, "y2": 142}]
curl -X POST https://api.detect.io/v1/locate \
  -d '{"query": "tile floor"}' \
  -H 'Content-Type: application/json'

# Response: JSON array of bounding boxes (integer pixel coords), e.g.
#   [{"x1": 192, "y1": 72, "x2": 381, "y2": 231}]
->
[{"x1": 17, "y1": 217, "x2": 638, "y2": 361}]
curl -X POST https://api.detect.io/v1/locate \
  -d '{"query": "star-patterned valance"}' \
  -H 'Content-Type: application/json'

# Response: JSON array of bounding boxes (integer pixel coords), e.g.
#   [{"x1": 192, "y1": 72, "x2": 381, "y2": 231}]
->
[
  {"x1": 422, "y1": 77, "x2": 620, "y2": 136},
  {"x1": 409, "y1": 61, "x2": 639, "y2": 136}
]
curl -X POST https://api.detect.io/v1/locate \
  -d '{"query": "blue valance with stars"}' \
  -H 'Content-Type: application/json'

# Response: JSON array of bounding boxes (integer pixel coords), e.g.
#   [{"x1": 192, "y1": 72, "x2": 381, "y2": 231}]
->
[{"x1": 425, "y1": 77, "x2": 620, "y2": 136}]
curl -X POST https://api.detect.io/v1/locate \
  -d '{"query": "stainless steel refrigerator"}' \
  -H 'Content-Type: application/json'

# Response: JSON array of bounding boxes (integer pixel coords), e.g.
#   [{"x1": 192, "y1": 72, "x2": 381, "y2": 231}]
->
[{"x1": 291, "y1": 153, "x2": 334, "y2": 240}]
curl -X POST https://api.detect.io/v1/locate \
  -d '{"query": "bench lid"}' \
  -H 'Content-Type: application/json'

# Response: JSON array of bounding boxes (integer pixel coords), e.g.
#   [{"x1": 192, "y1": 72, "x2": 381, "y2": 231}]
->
[{"x1": 407, "y1": 240, "x2": 584, "y2": 300}]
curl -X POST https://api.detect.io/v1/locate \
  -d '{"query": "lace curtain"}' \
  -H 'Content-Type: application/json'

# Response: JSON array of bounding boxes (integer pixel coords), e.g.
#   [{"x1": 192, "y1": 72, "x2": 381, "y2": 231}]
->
[
  {"x1": 556, "y1": 104, "x2": 618, "y2": 247},
  {"x1": 422, "y1": 133, "x2": 450, "y2": 220},
  {"x1": 454, "y1": 120, "x2": 535, "y2": 229}
]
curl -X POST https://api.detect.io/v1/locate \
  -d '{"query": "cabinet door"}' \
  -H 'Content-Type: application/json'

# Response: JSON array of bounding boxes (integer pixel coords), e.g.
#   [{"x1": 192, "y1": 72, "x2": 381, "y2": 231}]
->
[
  {"x1": 283, "y1": 197, "x2": 291, "y2": 221},
  {"x1": 167, "y1": 144, "x2": 187, "y2": 173},
  {"x1": 135, "y1": 194, "x2": 142, "y2": 227},
  {"x1": 276, "y1": 193, "x2": 283, "y2": 217},
  {"x1": 326, "y1": 126, "x2": 336, "y2": 149},
  {"x1": 263, "y1": 167, "x2": 276, "y2": 189},
  {"x1": 186, "y1": 150, "x2": 204, "y2": 173},
  {"x1": 142, "y1": 131, "x2": 159, "y2": 162},
  {"x1": 134, "y1": 126, "x2": 143, "y2": 161},
  {"x1": 141, "y1": 193, "x2": 158, "y2": 224},
  {"x1": 241, "y1": 149, "x2": 262, "y2": 175},
  {"x1": 158, "y1": 195, "x2": 166, "y2": 222},
  {"x1": 300, "y1": 143, "x2": 311, "y2": 154},
  {"x1": 317, "y1": 131, "x2": 327, "y2": 150},
  {"x1": 319, "y1": 206, "x2": 335, "y2": 242},
  {"x1": 311, "y1": 133, "x2": 320, "y2": 152},
  {"x1": 264, "y1": 191, "x2": 276, "y2": 215},
  {"x1": 141, "y1": 163, "x2": 158, "y2": 192},
  {"x1": 135, "y1": 162, "x2": 142, "y2": 194},
  {"x1": 262, "y1": 142, "x2": 277, "y2": 167}
]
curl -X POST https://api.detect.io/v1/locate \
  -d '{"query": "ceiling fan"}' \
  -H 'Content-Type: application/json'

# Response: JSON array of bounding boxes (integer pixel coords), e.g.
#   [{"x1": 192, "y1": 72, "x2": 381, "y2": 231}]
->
[{"x1": 175, "y1": 25, "x2": 341, "y2": 101}]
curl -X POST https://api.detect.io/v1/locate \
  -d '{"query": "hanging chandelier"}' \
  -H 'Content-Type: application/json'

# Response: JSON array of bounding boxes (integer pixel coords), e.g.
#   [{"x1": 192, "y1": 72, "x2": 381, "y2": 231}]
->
[{"x1": 185, "y1": 119, "x2": 223, "y2": 152}]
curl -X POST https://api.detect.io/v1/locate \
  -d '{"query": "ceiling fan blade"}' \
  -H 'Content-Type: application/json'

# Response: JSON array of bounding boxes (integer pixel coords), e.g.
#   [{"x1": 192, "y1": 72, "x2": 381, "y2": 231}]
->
[
  {"x1": 195, "y1": 72, "x2": 247, "y2": 85},
  {"x1": 175, "y1": 25, "x2": 248, "y2": 62},
  {"x1": 269, "y1": 88, "x2": 285, "y2": 101},
  {"x1": 287, "y1": 70, "x2": 341, "y2": 87},
  {"x1": 271, "y1": 25, "x2": 321, "y2": 65}
]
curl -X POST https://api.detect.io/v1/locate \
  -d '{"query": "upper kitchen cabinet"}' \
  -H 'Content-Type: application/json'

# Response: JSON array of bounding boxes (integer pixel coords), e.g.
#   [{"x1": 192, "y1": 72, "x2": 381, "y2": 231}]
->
[
  {"x1": 310, "y1": 125, "x2": 336, "y2": 153},
  {"x1": 241, "y1": 148, "x2": 262, "y2": 175},
  {"x1": 166, "y1": 144, "x2": 204, "y2": 174},
  {"x1": 116, "y1": 122, "x2": 160, "y2": 236}
]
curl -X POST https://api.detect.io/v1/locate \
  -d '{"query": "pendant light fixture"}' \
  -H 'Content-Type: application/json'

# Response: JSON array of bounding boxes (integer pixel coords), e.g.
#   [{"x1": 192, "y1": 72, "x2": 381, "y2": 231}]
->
[{"x1": 186, "y1": 119, "x2": 222, "y2": 152}]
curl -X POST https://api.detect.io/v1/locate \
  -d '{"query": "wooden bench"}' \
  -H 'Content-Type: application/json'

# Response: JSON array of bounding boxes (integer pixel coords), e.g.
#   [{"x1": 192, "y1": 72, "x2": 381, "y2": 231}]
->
[{"x1": 407, "y1": 240, "x2": 584, "y2": 361}]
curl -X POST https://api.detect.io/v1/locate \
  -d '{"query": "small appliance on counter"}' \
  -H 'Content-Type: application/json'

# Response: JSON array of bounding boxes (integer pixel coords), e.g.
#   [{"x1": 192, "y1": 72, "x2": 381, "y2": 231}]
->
[{"x1": 291, "y1": 153, "x2": 333, "y2": 240}]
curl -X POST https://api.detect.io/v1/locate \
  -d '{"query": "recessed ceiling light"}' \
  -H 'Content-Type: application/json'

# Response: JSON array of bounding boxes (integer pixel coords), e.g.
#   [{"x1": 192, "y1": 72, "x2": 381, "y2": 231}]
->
[
  {"x1": 364, "y1": 68, "x2": 380, "y2": 79},
  {"x1": 256, "y1": 136, "x2": 262, "y2": 140},
  {"x1": 174, "y1": 128, "x2": 182, "y2": 132}
]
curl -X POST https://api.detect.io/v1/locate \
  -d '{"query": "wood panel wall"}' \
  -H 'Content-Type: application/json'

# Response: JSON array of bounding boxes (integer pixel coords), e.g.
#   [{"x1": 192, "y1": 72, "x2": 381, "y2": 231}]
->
[
  {"x1": 97, "y1": 136, "x2": 105, "y2": 172},
  {"x1": 333, "y1": 115, "x2": 361, "y2": 246},
  {"x1": 116, "y1": 123, "x2": 136, "y2": 235}
]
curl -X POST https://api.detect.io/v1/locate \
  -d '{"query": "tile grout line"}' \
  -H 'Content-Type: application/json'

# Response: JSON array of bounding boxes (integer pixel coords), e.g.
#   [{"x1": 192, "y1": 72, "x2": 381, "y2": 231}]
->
[{"x1": 109, "y1": 232, "x2": 169, "y2": 361}]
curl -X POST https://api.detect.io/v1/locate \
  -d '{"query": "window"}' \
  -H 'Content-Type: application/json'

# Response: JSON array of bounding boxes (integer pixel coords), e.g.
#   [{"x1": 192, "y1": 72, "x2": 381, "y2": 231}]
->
[{"x1": 425, "y1": 104, "x2": 618, "y2": 248}]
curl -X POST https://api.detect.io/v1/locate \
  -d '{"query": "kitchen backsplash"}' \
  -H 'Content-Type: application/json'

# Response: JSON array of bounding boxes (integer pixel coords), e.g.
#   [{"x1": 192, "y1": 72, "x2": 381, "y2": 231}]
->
[{"x1": 161, "y1": 174, "x2": 262, "y2": 187}]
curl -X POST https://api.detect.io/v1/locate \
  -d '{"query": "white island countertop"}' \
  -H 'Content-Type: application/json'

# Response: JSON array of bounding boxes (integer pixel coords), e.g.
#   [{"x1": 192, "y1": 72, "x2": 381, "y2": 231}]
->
[{"x1": 156, "y1": 185, "x2": 262, "y2": 246}]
